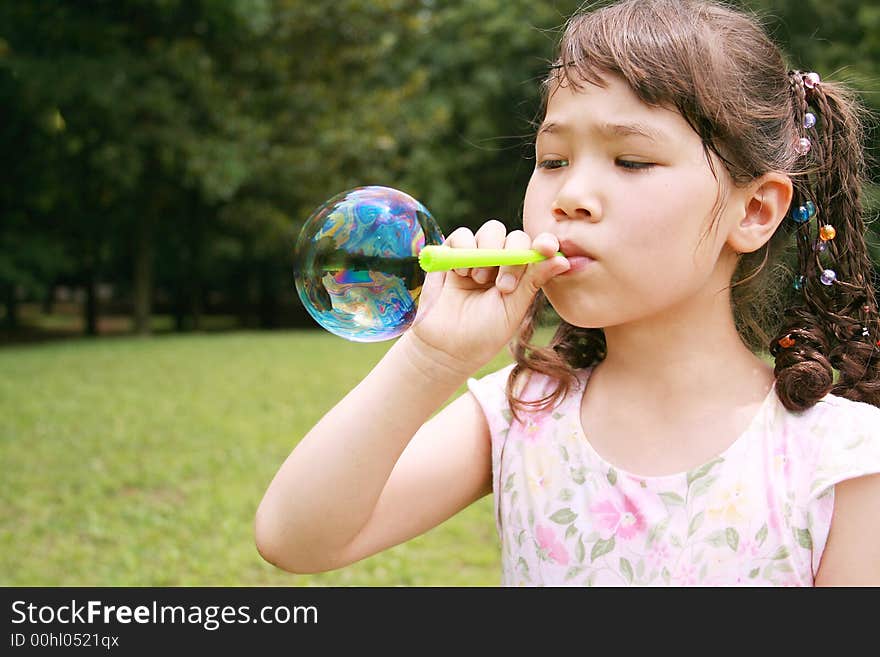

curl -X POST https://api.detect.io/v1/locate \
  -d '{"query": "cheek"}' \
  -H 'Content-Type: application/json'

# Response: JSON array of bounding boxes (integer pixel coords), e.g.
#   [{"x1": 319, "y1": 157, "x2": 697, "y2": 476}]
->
[
  {"x1": 522, "y1": 175, "x2": 550, "y2": 236},
  {"x1": 619, "y1": 217, "x2": 715, "y2": 287},
  {"x1": 603, "y1": 200, "x2": 721, "y2": 303},
  {"x1": 625, "y1": 175, "x2": 721, "y2": 267}
]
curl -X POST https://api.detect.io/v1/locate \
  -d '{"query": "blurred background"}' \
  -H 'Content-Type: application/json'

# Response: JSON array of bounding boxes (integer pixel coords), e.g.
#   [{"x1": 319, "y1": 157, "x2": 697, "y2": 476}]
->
[
  {"x1": 1, "y1": 0, "x2": 878, "y2": 586},
  {"x1": 2, "y1": 0, "x2": 877, "y2": 340}
]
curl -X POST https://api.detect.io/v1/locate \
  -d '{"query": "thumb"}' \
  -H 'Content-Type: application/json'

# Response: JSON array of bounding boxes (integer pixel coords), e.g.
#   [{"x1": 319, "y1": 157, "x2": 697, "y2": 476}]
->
[
  {"x1": 412, "y1": 270, "x2": 446, "y2": 328},
  {"x1": 503, "y1": 255, "x2": 570, "y2": 320}
]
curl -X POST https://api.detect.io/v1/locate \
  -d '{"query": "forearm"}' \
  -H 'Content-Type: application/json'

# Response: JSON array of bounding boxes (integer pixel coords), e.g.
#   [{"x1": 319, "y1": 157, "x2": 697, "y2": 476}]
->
[{"x1": 255, "y1": 331, "x2": 472, "y2": 572}]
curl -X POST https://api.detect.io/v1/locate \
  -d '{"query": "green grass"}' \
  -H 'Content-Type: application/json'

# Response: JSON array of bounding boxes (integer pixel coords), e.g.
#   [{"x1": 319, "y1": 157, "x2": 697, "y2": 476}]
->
[{"x1": 0, "y1": 330, "x2": 521, "y2": 586}]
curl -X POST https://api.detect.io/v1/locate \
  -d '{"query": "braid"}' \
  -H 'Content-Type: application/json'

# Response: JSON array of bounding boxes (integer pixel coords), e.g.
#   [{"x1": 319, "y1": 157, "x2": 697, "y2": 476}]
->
[
  {"x1": 772, "y1": 72, "x2": 880, "y2": 410},
  {"x1": 771, "y1": 72, "x2": 836, "y2": 408}
]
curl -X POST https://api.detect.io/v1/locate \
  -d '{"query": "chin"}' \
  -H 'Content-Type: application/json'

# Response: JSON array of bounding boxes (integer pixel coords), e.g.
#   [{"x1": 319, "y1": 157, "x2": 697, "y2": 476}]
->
[
  {"x1": 549, "y1": 306, "x2": 606, "y2": 330},
  {"x1": 564, "y1": 319, "x2": 606, "y2": 331}
]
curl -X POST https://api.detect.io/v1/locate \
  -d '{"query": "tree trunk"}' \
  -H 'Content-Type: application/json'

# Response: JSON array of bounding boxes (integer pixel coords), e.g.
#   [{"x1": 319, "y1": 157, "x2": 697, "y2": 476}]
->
[
  {"x1": 84, "y1": 265, "x2": 98, "y2": 336},
  {"x1": 133, "y1": 212, "x2": 154, "y2": 335},
  {"x1": 189, "y1": 196, "x2": 204, "y2": 332},
  {"x1": 3, "y1": 283, "x2": 18, "y2": 331},
  {"x1": 191, "y1": 276, "x2": 203, "y2": 332},
  {"x1": 238, "y1": 241, "x2": 256, "y2": 329},
  {"x1": 174, "y1": 286, "x2": 186, "y2": 332}
]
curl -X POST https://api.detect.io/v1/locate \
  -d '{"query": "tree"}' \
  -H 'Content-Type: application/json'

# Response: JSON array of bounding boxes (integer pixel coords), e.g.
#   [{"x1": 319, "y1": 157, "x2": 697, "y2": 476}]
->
[
  {"x1": 1, "y1": 0, "x2": 275, "y2": 334},
  {"x1": 2, "y1": 0, "x2": 874, "y2": 338}
]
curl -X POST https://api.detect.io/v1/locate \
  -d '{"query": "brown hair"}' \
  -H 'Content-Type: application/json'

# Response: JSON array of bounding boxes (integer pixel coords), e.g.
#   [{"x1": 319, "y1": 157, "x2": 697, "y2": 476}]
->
[{"x1": 507, "y1": 0, "x2": 879, "y2": 418}]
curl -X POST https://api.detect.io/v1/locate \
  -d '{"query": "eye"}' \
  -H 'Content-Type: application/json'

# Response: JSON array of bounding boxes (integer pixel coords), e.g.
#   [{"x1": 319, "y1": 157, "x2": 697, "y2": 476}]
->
[
  {"x1": 616, "y1": 159, "x2": 655, "y2": 171},
  {"x1": 537, "y1": 158, "x2": 569, "y2": 170}
]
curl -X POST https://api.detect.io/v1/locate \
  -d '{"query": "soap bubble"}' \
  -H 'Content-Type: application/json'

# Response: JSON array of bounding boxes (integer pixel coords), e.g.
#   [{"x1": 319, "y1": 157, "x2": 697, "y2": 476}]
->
[{"x1": 294, "y1": 186, "x2": 444, "y2": 342}]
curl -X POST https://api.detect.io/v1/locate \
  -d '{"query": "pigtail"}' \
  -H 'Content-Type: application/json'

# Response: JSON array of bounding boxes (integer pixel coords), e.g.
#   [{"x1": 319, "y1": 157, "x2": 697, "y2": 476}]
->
[{"x1": 771, "y1": 73, "x2": 880, "y2": 411}]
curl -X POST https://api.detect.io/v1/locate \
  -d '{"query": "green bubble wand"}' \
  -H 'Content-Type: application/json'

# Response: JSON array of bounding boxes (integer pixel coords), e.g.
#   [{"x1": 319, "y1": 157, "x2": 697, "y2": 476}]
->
[{"x1": 418, "y1": 246, "x2": 564, "y2": 273}]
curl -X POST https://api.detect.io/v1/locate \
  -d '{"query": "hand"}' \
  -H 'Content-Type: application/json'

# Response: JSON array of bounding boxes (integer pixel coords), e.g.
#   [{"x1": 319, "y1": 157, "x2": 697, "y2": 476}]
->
[{"x1": 407, "y1": 220, "x2": 570, "y2": 377}]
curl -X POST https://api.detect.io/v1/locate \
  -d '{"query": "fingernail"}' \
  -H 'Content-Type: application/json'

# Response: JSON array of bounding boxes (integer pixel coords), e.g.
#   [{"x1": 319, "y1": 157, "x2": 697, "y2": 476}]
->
[{"x1": 498, "y1": 274, "x2": 516, "y2": 291}]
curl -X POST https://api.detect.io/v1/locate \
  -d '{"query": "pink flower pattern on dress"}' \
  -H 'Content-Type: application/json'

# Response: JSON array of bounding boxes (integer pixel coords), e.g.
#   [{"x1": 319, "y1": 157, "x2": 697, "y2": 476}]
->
[
  {"x1": 648, "y1": 541, "x2": 671, "y2": 568},
  {"x1": 535, "y1": 524, "x2": 569, "y2": 565},
  {"x1": 673, "y1": 563, "x2": 698, "y2": 586},
  {"x1": 737, "y1": 538, "x2": 761, "y2": 558},
  {"x1": 467, "y1": 363, "x2": 880, "y2": 586},
  {"x1": 590, "y1": 495, "x2": 646, "y2": 541}
]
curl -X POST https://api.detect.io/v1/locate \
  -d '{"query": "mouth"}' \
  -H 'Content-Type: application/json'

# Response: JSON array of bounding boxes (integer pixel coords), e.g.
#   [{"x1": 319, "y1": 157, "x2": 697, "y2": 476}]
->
[
  {"x1": 558, "y1": 239, "x2": 597, "y2": 260},
  {"x1": 556, "y1": 239, "x2": 597, "y2": 275}
]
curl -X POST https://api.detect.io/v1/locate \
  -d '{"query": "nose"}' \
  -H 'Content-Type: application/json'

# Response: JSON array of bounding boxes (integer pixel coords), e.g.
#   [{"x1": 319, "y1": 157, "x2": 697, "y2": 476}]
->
[{"x1": 552, "y1": 172, "x2": 601, "y2": 222}]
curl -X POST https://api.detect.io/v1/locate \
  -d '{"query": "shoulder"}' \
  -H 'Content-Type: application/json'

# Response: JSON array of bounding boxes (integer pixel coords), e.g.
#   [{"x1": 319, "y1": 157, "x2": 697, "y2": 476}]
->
[
  {"x1": 763, "y1": 389, "x2": 880, "y2": 507},
  {"x1": 466, "y1": 363, "x2": 516, "y2": 412},
  {"x1": 789, "y1": 395, "x2": 880, "y2": 482},
  {"x1": 775, "y1": 392, "x2": 880, "y2": 479},
  {"x1": 784, "y1": 390, "x2": 880, "y2": 433},
  {"x1": 467, "y1": 362, "x2": 517, "y2": 393},
  {"x1": 466, "y1": 363, "x2": 516, "y2": 434},
  {"x1": 466, "y1": 363, "x2": 588, "y2": 430},
  {"x1": 766, "y1": 391, "x2": 880, "y2": 583},
  {"x1": 468, "y1": 363, "x2": 589, "y2": 404},
  {"x1": 814, "y1": 391, "x2": 880, "y2": 423},
  {"x1": 778, "y1": 392, "x2": 880, "y2": 489}
]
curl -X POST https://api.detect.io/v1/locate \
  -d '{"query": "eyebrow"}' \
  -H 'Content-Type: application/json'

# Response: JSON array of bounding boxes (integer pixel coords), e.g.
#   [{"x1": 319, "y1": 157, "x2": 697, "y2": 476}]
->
[{"x1": 538, "y1": 120, "x2": 669, "y2": 143}]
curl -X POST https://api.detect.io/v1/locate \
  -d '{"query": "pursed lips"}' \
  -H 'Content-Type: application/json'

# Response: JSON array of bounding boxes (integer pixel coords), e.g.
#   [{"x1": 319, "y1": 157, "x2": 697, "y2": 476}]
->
[
  {"x1": 556, "y1": 239, "x2": 597, "y2": 274},
  {"x1": 557, "y1": 239, "x2": 597, "y2": 260}
]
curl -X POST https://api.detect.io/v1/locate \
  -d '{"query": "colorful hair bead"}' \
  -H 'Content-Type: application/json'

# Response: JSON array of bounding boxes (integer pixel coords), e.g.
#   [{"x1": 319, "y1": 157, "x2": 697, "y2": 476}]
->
[
  {"x1": 816, "y1": 239, "x2": 828, "y2": 253},
  {"x1": 791, "y1": 205, "x2": 811, "y2": 223},
  {"x1": 819, "y1": 224, "x2": 836, "y2": 241},
  {"x1": 862, "y1": 327, "x2": 870, "y2": 338},
  {"x1": 820, "y1": 269, "x2": 837, "y2": 286},
  {"x1": 805, "y1": 201, "x2": 816, "y2": 218},
  {"x1": 804, "y1": 72, "x2": 821, "y2": 89},
  {"x1": 793, "y1": 275, "x2": 805, "y2": 290},
  {"x1": 804, "y1": 112, "x2": 816, "y2": 129},
  {"x1": 795, "y1": 137, "x2": 811, "y2": 155},
  {"x1": 778, "y1": 334, "x2": 796, "y2": 349}
]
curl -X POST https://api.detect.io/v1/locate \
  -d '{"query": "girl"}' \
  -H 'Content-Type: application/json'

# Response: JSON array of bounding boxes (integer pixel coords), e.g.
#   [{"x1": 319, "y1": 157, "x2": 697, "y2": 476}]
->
[{"x1": 256, "y1": 0, "x2": 880, "y2": 586}]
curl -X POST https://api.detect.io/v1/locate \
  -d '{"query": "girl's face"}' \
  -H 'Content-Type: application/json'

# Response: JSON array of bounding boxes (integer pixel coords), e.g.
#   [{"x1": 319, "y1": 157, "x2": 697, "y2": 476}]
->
[{"x1": 523, "y1": 73, "x2": 741, "y2": 329}]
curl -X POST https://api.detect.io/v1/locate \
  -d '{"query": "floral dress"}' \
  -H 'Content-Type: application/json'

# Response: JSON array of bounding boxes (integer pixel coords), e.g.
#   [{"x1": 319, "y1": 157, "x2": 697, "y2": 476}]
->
[{"x1": 467, "y1": 364, "x2": 880, "y2": 586}]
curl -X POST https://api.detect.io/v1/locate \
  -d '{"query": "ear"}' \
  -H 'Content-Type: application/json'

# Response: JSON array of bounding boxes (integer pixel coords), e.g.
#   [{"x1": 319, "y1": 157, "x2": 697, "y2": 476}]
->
[{"x1": 726, "y1": 172, "x2": 793, "y2": 254}]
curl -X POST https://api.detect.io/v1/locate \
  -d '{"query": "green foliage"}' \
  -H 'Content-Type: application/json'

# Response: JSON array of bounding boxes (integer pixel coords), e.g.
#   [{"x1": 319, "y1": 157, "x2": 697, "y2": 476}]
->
[
  {"x1": 743, "y1": 0, "x2": 880, "y2": 154},
  {"x1": 0, "y1": 0, "x2": 877, "y2": 333}
]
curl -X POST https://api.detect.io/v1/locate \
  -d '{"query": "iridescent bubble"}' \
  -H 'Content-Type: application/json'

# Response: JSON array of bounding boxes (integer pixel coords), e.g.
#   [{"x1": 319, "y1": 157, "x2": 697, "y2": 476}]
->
[{"x1": 294, "y1": 186, "x2": 445, "y2": 342}]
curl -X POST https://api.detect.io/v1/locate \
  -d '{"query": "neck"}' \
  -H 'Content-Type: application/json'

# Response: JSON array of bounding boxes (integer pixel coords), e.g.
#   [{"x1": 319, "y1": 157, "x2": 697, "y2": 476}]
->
[{"x1": 593, "y1": 275, "x2": 774, "y2": 409}]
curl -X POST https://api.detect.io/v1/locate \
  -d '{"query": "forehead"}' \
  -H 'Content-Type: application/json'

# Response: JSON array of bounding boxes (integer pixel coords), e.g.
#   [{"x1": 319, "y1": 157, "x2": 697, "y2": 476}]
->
[{"x1": 539, "y1": 73, "x2": 696, "y2": 145}]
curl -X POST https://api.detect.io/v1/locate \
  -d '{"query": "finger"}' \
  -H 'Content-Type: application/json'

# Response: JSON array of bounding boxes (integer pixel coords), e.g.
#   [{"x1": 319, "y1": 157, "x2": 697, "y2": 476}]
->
[
  {"x1": 521, "y1": 231, "x2": 570, "y2": 291},
  {"x1": 500, "y1": 249, "x2": 569, "y2": 325},
  {"x1": 443, "y1": 227, "x2": 477, "y2": 277},
  {"x1": 528, "y1": 253, "x2": 571, "y2": 289},
  {"x1": 530, "y1": 231, "x2": 562, "y2": 258},
  {"x1": 412, "y1": 271, "x2": 445, "y2": 327},
  {"x1": 473, "y1": 219, "x2": 507, "y2": 285},
  {"x1": 495, "y1": 230, "x2": 531, "y2": 294}
]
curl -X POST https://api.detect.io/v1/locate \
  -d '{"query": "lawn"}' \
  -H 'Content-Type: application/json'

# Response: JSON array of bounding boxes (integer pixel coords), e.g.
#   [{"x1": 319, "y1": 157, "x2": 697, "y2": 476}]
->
[{"x1": 0, "y1": 330, "x2": 518, "y2": 586}]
